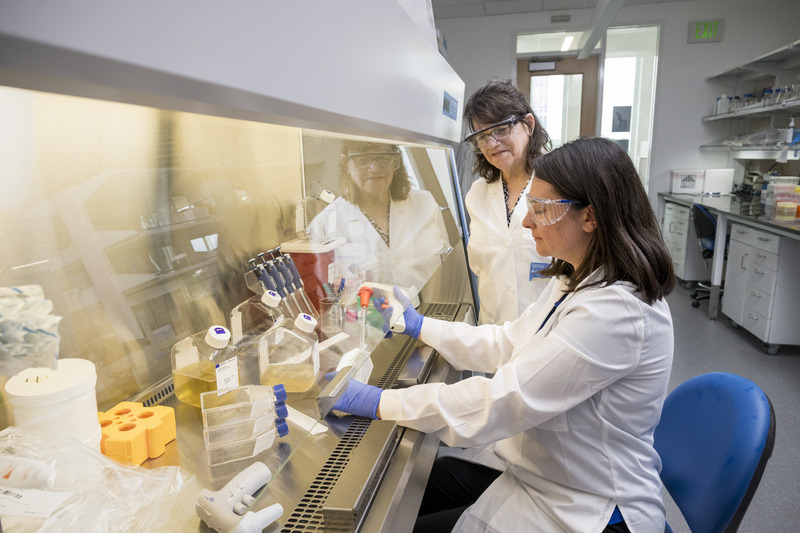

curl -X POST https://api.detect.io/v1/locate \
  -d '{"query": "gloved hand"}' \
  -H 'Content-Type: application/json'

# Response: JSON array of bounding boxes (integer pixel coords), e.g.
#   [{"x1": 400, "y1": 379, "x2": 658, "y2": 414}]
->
[
  {"x1": 324, "y1": 372, "x2": 383, "y2": 419},
  {"x1": 372, "y1": 295, "x2": 395, "y2": 338},
  {"x1": 393, "y1": 286, "x2": 423, "y2": 339}
]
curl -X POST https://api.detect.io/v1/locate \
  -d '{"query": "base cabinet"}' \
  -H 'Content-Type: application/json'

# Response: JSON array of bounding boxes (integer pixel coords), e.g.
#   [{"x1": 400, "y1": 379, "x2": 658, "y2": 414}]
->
[
  {"x1": 721, "y1": 223, "x2": 800, "y2": 352},
  {"x1": 662, "y1": 201, "x2": 711, "y2": 282}
]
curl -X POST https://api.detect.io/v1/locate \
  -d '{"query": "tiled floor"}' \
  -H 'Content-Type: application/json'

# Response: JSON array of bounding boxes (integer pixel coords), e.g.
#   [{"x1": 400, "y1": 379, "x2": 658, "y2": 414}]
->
[{"x1": 663, "y1": 284, "x2": 800, "y2": 532}]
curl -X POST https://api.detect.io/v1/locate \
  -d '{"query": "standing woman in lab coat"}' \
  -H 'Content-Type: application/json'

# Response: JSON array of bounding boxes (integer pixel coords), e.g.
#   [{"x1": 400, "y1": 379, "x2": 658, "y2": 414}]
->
[
  {"x1": 463, "y1": 78, "x2": 552, "y2": 324},
  {"x1": 328, "y1": 137, "x2": 676, "y2": 532}
]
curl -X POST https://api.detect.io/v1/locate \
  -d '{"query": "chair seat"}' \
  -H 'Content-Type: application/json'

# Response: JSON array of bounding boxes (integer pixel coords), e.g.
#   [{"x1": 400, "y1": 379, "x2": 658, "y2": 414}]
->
[{"x1": 654, "y1": 372, "x2": 775, "y2": 533}]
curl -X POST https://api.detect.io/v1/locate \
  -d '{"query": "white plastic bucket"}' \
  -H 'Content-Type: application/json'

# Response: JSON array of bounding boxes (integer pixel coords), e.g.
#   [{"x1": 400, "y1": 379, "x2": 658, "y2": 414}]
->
[{"x1": 4, "y1": 358, "x2": 102, "y2": 451}]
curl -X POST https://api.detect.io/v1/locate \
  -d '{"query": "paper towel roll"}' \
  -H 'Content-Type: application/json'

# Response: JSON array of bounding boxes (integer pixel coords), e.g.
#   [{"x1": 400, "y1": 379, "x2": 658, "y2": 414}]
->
[{"x1": 5, "y1": 358, "x2": 102, "y2": 450}]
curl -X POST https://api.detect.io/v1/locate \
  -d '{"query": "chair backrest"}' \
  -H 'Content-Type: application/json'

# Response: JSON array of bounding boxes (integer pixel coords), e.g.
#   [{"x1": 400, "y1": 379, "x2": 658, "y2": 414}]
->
[
  {"x1": 654, "y1": 372, "x2": 776, "y2": 533},
  {"x1": 691, "y1": 203, "x2": 717, "y2": 256}
]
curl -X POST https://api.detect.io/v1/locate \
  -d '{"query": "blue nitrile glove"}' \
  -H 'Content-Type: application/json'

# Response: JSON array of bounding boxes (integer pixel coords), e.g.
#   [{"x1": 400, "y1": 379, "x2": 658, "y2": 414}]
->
[
  {"x1": 324, "y1": 372, "x2": 383, "y2": 419},
  {"x1": 393, "y1": 286, "x2": 423, "y2": 339},
  {"x1": 372, "y1": 296, "x2": 394, "y2": 338}
]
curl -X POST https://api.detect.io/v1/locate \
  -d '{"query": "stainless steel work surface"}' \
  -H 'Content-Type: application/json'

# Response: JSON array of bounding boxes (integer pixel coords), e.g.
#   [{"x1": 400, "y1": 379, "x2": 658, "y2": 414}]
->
[{"x1": 147, "y1": 304, "x2": 468, "y2": 533}]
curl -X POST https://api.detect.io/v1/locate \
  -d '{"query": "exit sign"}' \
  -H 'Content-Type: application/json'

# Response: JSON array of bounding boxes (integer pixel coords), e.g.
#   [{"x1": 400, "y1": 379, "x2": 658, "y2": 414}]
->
[{"x1": 688, "y1": 19, "x2": 724, "y2": 43}]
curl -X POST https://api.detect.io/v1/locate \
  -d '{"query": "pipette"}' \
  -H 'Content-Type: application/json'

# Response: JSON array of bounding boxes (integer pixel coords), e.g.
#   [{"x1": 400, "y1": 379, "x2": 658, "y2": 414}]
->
[
  {"x1": 276, "y1": 252, "x2": 319, "y2": 320},
  {"x1": 260, "y1": 256, "x2": 302, "y2": 318},
  {"x1": 264, "y1": 250, "x2": 307, "y2": 319},
  {"x1": 357, "y1": 286, "x2": 373, "y2": 350}
]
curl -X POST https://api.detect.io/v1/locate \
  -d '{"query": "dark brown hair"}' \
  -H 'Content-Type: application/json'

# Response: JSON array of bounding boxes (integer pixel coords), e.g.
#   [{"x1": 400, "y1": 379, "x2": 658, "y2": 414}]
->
[
  {"x1": 463, "y1": 78, "x2": 551, "y2": 183},
  {"x1": 339, "y1": 141, "x2": 411, "y2": 203},
  {"x1": 535, "y1": 137, "x2": 675, "y2": 304}
]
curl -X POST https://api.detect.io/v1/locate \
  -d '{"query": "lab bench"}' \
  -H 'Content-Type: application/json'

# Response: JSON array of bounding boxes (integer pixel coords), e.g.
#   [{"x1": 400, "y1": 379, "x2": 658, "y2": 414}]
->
[
  {"x1": 660, "y1": 193, "x2": 800, "y2": 354},
  {"x1": 139, "y1": 303, "x2": 471, "y2": 533}
]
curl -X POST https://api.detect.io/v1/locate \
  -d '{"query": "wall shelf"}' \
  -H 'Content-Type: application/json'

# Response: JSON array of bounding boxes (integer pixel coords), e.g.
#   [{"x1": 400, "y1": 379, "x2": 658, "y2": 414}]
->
[
  {"x1": 702, "y1": 98, "x2": 800, "y2": 122},
  {"x1": 706, "y1": 40, "x2": 800, "y2": 83},
  {"x1": 699, "y1": 145, "x2": 799, "y2": 160}
]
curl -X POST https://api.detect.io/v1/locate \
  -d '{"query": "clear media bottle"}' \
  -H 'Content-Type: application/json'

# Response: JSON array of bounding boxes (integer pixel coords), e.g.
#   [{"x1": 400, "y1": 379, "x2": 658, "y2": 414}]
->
[
  {"x1": 229, "y1": 290, "x2": 285, "y2": 342},
  {"x1": 259, "y1": 313, "x2": 319, "y2": 393},
  {"x1": 172, "y1": 325, "x2": 238, "y2": 407}
]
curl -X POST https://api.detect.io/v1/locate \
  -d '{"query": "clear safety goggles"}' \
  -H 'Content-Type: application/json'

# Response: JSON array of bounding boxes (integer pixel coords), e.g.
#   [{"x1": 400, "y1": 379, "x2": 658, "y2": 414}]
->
[
  {"x1": 347, "y1": 152, "x2": 401, "y2": 171},
  {"x1": 464, "y1": 116, "x2": 521, "y2": 150},
  {"x1": 525, "y1": 195, "x2": 584, "y2": 226}
]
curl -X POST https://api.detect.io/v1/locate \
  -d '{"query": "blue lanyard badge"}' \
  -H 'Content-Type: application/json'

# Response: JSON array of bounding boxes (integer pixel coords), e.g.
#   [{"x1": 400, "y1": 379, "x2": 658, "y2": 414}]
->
[
  {"x1": 537, "y1": 292, "x2": 568, "y2": 333},
  {"x1": 530, "y1": 262, "x2": 549, "y2": 280}
]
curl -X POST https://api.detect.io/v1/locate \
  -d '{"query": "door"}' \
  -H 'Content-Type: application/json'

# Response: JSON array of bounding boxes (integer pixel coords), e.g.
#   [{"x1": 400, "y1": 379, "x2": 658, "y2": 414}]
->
[{"x1": 517, "y1": 55, "x2": 599, "y2": 148}]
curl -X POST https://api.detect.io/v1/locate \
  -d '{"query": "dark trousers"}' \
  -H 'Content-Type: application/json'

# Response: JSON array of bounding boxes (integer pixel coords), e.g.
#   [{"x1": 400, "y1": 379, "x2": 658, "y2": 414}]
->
[{"x1": 413, "y1": 456, "x2": 631, "y2": 533}]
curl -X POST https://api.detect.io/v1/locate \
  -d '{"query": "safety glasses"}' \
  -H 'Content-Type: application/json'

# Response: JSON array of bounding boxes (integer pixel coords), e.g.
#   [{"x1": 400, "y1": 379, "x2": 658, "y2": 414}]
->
[
  {"x1": 347, "y1": 152, "x2": 401, "y2": 171},
  {"x1": 464, "y1": 116, "x2": 521, "y2": 150},
  {"x1": 525, "y1": 196, "x2": 584, "y2": 226}
]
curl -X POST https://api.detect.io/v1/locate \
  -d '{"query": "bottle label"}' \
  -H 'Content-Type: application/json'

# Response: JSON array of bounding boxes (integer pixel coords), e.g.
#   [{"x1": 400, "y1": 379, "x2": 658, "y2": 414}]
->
[{"x1": 215, "y1": 356, "x2": 239, "y2": 391}]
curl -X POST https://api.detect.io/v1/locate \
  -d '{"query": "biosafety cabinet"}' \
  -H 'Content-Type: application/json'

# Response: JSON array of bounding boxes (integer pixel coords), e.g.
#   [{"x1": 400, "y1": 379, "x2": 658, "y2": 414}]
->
[{"x1": 0, "y1": 2, "x2": 475, "y2": 531}]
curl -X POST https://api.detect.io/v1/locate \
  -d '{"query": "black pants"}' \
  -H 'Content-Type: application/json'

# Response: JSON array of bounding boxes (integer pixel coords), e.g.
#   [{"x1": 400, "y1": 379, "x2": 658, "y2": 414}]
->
[{"x1": 413, "y1": 456, "x2": 631, "y2": 533}]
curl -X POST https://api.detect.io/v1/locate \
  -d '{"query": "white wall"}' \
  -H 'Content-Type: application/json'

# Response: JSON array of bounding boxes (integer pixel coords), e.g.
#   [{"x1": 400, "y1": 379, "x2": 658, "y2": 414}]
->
[{"x1": 437, "y1": 0, "x2": 800, "y2": 203}]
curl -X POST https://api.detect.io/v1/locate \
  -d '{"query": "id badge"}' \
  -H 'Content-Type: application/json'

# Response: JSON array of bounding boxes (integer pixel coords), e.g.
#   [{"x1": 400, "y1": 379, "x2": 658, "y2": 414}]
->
[{"x1": 529, "y1": 262, "x2": 549, "y2": 280}]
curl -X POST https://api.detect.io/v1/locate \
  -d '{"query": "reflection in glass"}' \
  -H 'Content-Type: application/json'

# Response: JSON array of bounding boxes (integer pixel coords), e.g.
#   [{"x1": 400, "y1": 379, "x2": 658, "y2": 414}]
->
[
  {"x1": 0, "y1": 85, "x2": 459, "y2": 428},
  {"x1": 301, "y1": 137, "x2": 452, "y2": 301}
]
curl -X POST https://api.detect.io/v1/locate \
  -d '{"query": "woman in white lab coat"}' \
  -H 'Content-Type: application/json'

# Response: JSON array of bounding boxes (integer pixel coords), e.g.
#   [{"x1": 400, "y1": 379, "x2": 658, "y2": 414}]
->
[
  {"x1": 328, "y1": 137, "x2": 676, "y2": 532},
  {"x1": 463, "y1": 79, "x2": 552, "y2": 324},
  {"x1": 307, "y1": 141, "x2": 450, "y2": 291}
]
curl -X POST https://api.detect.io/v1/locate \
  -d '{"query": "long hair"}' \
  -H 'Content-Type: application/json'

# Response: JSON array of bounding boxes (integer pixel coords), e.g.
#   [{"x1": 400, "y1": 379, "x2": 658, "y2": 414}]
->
[
  {"x1": 463, "y1": 78, "x2": 551, "y2": 183},
  {"x1": 535, "y1": 137, "x2": 675, "y2": 304},
  {"x1": 339, "y1": 140, "x2": 411, "y2": 203}
]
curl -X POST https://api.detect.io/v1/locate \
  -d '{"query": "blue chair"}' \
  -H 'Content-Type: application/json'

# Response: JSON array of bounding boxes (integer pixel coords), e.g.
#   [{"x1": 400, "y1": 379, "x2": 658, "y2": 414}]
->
[
  {"x1": 690, "y1": 203, "x2": 720, "y2": 308},
  {"x1": 654, "y1": 372, "x2": 776, "y2": 533}
]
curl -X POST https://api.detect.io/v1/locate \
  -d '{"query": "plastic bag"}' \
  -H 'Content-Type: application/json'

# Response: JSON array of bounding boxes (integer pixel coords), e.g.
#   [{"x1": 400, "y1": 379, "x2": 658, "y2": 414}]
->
[{"x1": 0, "y1": 427, "x2": 189, "y2": 533}]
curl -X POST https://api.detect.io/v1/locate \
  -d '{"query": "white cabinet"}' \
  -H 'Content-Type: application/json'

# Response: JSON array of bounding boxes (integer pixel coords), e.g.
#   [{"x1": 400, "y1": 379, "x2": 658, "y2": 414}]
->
[
  {"x1": 662, "y1": 200, "x2": 711, "y2": 282},
  {"x1": 721, "y1": 223, "x2": 800, "y2": 353}
]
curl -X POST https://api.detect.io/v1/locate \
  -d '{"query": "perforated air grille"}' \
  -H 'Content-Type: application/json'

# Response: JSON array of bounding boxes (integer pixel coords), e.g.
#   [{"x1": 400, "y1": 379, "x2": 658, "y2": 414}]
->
[
  {"x1": 129, "y1": 376, "x2": 175, "y2": 407},
  {"x1": 282, "y1": 302, "x2": 461, "y2": 532},
  {"x1": 421, "y1": 302, "x2": 460, "y2": 321},
  {"x1": 282, "y1": 417, "x2": 373, "y2": 532}
]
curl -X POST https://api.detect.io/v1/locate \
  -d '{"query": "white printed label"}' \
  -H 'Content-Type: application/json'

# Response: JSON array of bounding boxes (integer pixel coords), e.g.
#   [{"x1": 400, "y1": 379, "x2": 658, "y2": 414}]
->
[
  {"x1": 215, "y1": 356, "x2": 239, "y2": 391},
  {"x1": 0, "y1": 485, "x2": 73, "y2": 517}
]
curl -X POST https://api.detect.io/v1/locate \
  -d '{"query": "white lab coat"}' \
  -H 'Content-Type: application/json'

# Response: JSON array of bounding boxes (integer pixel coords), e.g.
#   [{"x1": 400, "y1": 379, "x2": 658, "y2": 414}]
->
[
  {"x1": 380, "y1": 273, "x2": 673, "y2": 532},
  {"x1": 465, "y1": 178, "x2": 550, "y2": 324},
  {"x1": 307, "y1": 190, "x2": 450, "y2": 290}
]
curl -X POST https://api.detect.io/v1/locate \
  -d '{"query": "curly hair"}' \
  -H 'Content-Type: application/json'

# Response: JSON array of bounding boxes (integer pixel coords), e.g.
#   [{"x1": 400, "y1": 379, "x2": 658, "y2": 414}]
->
[
  {"x1": 463, "y1": 78, "x2": 551, "y2": 183},
  {"x1": 534, "y1": 137, "x2": 675, "y2": 304},
  {"x1": 339, "y1": 140, "x2": 411, "y2": 203}
]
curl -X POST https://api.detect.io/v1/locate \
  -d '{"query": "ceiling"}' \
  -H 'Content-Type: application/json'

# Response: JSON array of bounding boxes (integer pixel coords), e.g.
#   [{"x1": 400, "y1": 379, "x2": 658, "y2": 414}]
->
[{"x1": 430, "y1": 0, "x2": 692, "y2": 20}]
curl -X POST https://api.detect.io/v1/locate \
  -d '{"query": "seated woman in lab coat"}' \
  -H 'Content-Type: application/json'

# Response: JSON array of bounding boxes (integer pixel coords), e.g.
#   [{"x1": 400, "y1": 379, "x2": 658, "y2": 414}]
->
[
  {"x1": 307, "y1": 140, "x2": 450, "y2": 291},
  {"x1": 328, "y1": 137, "x2": 676, "y2": 533}
]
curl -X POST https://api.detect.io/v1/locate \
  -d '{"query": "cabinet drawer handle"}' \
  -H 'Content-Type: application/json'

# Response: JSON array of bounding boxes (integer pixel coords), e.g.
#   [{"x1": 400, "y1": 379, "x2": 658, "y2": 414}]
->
[
  {"x1": 755, "y1": 253, "x2": 767, "y2": 261},
  {"x1": 757, "y1": 237, "x2": 772, "y2": 242},
  {"x1": 746, "y1": 313, "x2": 759, "y2": 321},
  {"x1": 741, "y1": 253, "x2": 749, "y2": 270},
  {"x1": 749, "y1": 291, "x2": 761, "y2": 298},
  {"x1": 753, "y1": 268, "x2": 764, "y2": 276}
]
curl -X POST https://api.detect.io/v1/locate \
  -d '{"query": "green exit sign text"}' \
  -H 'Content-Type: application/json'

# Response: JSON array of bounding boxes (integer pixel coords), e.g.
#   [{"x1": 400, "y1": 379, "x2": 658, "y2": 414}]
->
[{"x1": 688, "y1": 19, "x2": 724, "y2": 43}]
